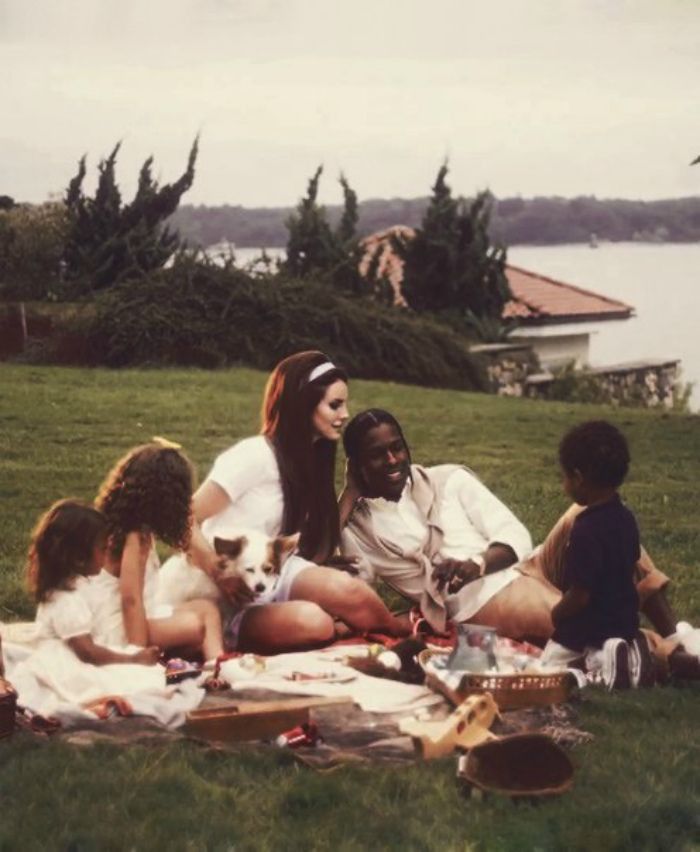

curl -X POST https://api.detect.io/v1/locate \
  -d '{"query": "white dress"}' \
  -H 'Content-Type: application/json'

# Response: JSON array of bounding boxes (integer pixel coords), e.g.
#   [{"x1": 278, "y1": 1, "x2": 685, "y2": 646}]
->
[
  {"x1": 11, "y1": 576, "x2": 170, "y2": 720},
  {"x1": 35, "y1": 576, "x2": 95, "y2": 642},
  {"x1": 89, "y1": 544, "x2": 173, "y2": 647}
]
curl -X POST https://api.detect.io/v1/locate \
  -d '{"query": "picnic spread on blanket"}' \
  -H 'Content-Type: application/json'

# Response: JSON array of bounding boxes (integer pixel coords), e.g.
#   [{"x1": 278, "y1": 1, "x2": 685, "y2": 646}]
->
[{"x1": 1, "y1": 619, "x2": 590, "y2": 798}]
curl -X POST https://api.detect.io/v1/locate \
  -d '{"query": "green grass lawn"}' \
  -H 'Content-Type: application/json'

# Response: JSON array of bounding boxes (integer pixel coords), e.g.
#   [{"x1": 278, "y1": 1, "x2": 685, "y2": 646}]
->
[{"x1": 1, "y1": 364, "x2": 699, "y2": 851}]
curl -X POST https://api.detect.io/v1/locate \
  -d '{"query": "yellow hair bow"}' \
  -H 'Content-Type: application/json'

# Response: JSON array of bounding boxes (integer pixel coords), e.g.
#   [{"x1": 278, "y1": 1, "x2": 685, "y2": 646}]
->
[{"x1": 152, "y1": 436, "x2": 183, "y2": 450}]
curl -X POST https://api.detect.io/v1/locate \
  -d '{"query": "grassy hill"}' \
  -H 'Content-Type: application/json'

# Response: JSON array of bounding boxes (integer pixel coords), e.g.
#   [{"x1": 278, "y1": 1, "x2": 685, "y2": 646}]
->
[{"x1": 1, "y1": 364, "x2": 698, "y2": 850}]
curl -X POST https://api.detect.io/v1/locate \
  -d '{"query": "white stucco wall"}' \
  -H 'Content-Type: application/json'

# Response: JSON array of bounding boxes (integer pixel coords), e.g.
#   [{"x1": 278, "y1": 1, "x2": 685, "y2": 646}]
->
[{"x1": 513, "y1": 332, "x2": 590, "y2": 369}]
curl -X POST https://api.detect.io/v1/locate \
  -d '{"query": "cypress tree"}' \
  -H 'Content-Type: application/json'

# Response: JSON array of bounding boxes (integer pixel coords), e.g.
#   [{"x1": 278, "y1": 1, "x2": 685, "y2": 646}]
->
[
  {"x1": 284, "y1": 167, "x2": 363, "y2": 294},
  {"x1": 392, "y1": 162, "x2": 511, "y2": 323},
  {"x1": 284, "y1": 165, "x2": 335, "y2": 278},
  {"x1": 62, "y1": 138, "x2": 198, "y2": 295}
]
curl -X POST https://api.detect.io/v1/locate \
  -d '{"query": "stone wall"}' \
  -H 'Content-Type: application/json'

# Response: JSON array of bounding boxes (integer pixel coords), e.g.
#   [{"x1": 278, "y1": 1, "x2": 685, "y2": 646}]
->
[
  {"x1": 470, "y1": 341, "x2": 682, "y2": 409},
  {"x1": 526, "y1": 359, "x2": 682, "y2": 409},
  {"x1": 588, "y1": 360, "x2": 680, "y2": 408},
  {"x1": 468, "y1": 343, "x2": 540, "y2": 397}
]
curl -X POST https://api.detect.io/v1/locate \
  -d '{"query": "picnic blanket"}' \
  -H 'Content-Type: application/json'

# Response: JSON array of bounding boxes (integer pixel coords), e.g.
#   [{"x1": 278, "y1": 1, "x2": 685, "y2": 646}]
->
[
  {"x1": 1, "y1": 624, "x2": 592, "y2": 764},
  {"x1": 1, "y1": 621, "x2": 204, "y2": 728},
  {"x1": 217, "y1": 644, "x2": 443, "y2": 714},
  {"x1": 12, "y1": 684, "x2": 591, "y2": 769}
]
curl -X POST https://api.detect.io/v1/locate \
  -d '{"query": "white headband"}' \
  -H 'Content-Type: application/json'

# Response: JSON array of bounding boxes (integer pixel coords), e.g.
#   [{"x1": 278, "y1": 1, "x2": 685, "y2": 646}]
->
[{"x1": 307, "y1": 362, "x2": 336, "y2": 383}]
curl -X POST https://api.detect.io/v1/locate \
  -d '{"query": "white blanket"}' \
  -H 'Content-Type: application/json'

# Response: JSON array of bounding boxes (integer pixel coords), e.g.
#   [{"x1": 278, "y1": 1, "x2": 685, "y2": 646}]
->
[
  {"x1": 219, "y1": 644, "x2": 443, "y2": 714},
  {"x1": 2, "y1": 623, "x2": 439, "y2": 725},
  {"x1": 2, "y1": 622, "x2": 204, "y2": 728}
]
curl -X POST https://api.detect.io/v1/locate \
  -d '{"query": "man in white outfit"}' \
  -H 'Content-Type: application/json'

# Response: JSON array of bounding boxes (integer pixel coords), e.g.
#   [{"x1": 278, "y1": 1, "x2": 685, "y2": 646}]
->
[{"x1": 339, "y1": 409, "x2": 680, "y2": 653}]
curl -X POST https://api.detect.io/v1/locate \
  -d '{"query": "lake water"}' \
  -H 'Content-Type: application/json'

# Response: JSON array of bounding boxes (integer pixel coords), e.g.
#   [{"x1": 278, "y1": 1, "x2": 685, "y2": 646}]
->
[
  {"x1": 230, "y1": 243, "x2": 700, "y2": 411},
  {"x1": 509, "y1": 243, "x2": 700, "y2": 412}
]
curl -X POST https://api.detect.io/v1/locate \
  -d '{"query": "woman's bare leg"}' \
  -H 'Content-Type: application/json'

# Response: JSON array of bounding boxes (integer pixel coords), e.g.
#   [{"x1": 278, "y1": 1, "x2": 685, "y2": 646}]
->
[
  {"x1": 237, "y1": 601, "x2": 336, "y2": 654},
  {"x1": 289, "y1": 567, "x2": 410, "y2": 637}
]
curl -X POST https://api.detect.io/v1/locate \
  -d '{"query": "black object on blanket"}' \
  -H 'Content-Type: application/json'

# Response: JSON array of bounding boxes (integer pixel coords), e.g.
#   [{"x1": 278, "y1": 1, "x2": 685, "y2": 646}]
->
[{"x1": 0, "y1": 677, "x2": 17, "y2": 738}]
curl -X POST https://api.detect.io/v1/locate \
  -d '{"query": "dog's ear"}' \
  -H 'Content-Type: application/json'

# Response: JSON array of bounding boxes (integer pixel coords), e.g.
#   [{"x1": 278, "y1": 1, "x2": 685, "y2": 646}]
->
[
  {"x1": 213, "y1": 536, "x2": 247, "y2": 559},
  {"x1": 271, "y1": 532, "x2": 301, "y2": 567}
]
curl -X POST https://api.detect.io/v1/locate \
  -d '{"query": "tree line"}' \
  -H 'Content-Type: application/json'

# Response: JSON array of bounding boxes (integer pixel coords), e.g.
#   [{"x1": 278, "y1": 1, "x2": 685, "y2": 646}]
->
[
  {"x1": 169, "y1": 194, "x2": 700, "y2": 248},
  {"x1": 0, "y1": 144, "x2": 508, "y2": 388},
  {"x1": 4, "y1": 141, "x2": 693, "y2": 406}
]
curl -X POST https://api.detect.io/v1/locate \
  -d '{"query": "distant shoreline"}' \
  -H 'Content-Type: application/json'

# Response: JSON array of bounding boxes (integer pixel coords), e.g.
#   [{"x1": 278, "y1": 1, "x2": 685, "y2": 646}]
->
[
  {"x1": 171, "y1": 195, "x2": 700, "y2": 250},
  {"x1": 207, "y1": 237, "x2": 700, "y2": 252}
]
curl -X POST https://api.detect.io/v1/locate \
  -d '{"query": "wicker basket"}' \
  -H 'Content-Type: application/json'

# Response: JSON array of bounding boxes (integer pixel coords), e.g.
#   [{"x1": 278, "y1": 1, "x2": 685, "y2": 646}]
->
[
  {"x1": 419, "y1": 650, "x2": 574, "y2": 711},
  {"x1": 0, "y1": 678, "x2": 17, "y2": 739}
]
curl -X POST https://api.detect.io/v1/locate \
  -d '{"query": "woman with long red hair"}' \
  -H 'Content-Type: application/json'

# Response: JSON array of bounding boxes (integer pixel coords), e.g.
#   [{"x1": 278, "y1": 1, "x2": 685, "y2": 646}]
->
[{"x1": 186, "y1": 350, "x2": 406, "y2": 653}]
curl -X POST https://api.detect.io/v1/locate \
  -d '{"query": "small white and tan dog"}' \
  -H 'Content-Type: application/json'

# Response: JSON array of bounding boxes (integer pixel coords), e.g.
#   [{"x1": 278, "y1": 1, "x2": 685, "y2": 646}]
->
[{"x1": 156, "y1": 529, "x2": 300, "y2": 610}]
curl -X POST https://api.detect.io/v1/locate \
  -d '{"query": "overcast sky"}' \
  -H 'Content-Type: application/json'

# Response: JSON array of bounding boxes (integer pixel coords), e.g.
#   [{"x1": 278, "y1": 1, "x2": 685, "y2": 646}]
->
[{"x1": 2, "y1": 0, "x2": 699, "y2": 206}]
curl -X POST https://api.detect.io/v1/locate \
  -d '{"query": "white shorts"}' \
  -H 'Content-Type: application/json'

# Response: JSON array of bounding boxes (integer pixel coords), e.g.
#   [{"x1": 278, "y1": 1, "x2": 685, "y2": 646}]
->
[{"x1": 223, "y1": 553, "x2": 313, "y2": 650}]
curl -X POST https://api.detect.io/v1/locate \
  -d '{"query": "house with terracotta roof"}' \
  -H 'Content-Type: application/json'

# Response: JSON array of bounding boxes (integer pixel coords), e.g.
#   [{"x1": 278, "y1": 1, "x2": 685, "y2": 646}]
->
[
  {"x1": 359, "y1": 226, "x2": 634, "y2": 370},
  {"x1": 503, "y1": 265, "x2": 633, "y2": 369}
]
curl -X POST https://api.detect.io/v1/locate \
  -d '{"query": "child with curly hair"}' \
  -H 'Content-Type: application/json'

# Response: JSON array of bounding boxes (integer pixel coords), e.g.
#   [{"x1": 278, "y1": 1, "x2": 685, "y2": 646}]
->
[
  {"x1": 28, "y1": 498, "x2": 159, "y2": 666},
  {"x1": 93, "y1": 441, "x2": 224, "y2": 667}
]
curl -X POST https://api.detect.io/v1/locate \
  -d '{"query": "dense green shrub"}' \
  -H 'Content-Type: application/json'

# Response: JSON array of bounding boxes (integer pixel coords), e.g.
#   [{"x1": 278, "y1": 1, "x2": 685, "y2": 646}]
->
[
  {"x1": 83, "y1": 255, "x2": 486, "y2": 390},
  {"x1": 0, "y1": 202, "x2": 70, "y2": 300},
  {"x1": 545, "y1": 362, "x2": 612, "y2": 405}
]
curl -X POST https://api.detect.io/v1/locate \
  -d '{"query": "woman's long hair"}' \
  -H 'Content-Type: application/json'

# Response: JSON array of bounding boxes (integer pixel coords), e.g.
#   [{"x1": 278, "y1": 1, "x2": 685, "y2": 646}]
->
[
  {"x1": 95, "y1": 443, "x2": 195, "y2": 558},
  {"x1": 261, "y1": 350, "x2": 348, "y2": 563},
  {"x1": 27, "y1": 498, "x2": 107, "y2": 603}
]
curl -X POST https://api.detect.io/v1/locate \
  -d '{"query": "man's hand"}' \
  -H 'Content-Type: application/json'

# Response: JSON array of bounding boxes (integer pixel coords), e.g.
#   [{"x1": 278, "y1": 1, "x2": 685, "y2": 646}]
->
[
  {"x1": 325, "y1": 554, "x2": 360, "y2": 575},
  {"x1": 431, "y1": 558, "x2": 482, "y2": 595}
]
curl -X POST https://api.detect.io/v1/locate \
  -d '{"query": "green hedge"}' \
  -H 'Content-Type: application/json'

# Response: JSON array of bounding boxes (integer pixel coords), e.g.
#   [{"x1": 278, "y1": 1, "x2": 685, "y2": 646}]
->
[{"x1": 80, "y1": 257, "x2": 485, "y2": 390}]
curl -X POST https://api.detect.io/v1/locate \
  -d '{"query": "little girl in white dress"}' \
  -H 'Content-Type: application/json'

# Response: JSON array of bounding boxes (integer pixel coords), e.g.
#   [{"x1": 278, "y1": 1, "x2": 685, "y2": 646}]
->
[
  {"x1": 13, "y1": 498, "x2": 166, "y2": 715},
  {"x1": 94, "y1": 440, "x2": 225, "y2": 667},
  {"x1": 30, "y1": 498, "x2": 159, "y2": 667}
]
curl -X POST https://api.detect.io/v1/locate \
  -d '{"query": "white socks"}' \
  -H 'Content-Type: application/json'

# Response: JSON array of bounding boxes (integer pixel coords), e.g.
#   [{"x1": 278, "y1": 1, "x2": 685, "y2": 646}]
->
[{"x1": 671, "y1": 622, "x2": 700, "y2": 656}]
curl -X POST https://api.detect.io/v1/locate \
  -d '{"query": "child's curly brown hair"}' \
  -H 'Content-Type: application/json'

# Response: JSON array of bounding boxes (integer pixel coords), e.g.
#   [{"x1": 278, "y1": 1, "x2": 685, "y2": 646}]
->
[{"x1": 95, "y1": 443, "x2": 195, "y2": 557}]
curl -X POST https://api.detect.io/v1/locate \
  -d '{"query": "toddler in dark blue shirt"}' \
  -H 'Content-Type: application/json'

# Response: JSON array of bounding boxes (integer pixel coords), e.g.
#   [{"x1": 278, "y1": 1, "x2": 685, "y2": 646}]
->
[{"x1": 542, "y1": 420, "x2": 652, "y2": 689}]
